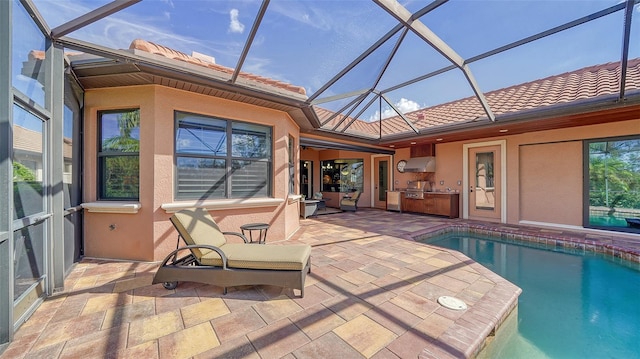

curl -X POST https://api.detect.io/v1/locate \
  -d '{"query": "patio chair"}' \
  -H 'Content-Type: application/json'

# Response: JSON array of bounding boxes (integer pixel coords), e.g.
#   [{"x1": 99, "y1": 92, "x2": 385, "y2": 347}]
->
[
  {"x1": 152, "y1": 208, "x2": 312, "y2": 297},
  {"x1": 340, "y1": 190, "x2": 361, "y2": 212},
  {"x1": 313, "y1": 192, "x2": 326, "y2": 210}
]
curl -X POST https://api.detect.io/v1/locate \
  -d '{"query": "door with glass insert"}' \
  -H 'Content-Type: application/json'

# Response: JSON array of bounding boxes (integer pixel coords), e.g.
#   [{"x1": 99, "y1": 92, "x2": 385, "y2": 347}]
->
[
  {"x1": 468, "y1": 145, "x2": 501, "y2": 222},
  {"x1": 374, "y1": 157, "x2": 389, "y2": 209},
  {"x1": 12, "y1": 104, "x2": 49, "y2": 323}
]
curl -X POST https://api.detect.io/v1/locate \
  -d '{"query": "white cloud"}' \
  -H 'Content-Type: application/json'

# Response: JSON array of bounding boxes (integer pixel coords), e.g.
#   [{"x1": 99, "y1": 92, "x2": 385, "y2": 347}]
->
[
  {"x1": 395, "y1": 98, "x2": 421, "y2": 113},
  {"x1": 228, "y1": 9, "x2": 245, "y2": 34},
  {"x1": 367, "y1": 98, "x2": 421, "y2": 122}
]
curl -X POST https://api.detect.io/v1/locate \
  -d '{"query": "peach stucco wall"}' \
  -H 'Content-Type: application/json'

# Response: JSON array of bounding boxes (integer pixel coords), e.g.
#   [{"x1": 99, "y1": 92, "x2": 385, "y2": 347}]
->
[
  {"x1": 390, "y1": 148, "x2": 438, "y2": 190},
  {"x1": 84, "y1": 85, "x2": 302, "y2": 261},
  {"x1": 82, "y1": 83, "x2": 638, "y2": 261},
  {"x1": 83, "y1": 86, "x2": 156, "y2": 261},
  {"x1": 519, "y1": 141, "x2": 583, "y2": 224},
  {"x1": 431, "y1": 118, "x2": 639, "y2": 226}
]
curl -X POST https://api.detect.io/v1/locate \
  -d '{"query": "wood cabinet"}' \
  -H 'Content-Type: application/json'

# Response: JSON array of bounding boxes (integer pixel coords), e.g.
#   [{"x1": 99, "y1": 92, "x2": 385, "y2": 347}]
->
[
  {"x1": 432, "y1": 194, "x2": 459, "y2": 217},
  {"x1": 401, "y1": 196, "x2": 420, "y2": 213},
  {"x1": 401, "y1": 192, "x2": 459, "y2": 218},
  {"x1": 410, "y1": 144, "x2": 436, "y2": 157}
]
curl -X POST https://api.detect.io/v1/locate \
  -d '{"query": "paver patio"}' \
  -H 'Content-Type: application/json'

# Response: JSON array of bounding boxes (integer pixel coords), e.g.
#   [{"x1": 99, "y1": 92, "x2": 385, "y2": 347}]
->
[{"x1": 3, "y1": 208, "x2": 638, "y2": 359}]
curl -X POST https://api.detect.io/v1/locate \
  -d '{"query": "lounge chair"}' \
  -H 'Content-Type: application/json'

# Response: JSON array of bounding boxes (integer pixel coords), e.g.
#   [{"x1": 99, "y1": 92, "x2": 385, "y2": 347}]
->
[
  {"x1": 340, "y1": 190, "x2": 361, "y2": 211},
  {"x1": 152, "y1": 208, "x2": 312, "y2": 297}
]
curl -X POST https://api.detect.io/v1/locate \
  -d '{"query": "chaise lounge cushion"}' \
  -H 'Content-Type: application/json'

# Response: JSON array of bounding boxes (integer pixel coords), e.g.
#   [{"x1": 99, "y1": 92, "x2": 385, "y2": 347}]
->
[
  {"x1": 171, "y1": 209, "x2": 228, "y2": 258},
  {"x1": 200, "y1": 243, "x2": 311, "y2": 270},
  {"x1": 340, "y1": 190, "x2": 361, "y2": 211},
  {"x1": 156, "y1": 208, "x2": 312, "y2": 297}
]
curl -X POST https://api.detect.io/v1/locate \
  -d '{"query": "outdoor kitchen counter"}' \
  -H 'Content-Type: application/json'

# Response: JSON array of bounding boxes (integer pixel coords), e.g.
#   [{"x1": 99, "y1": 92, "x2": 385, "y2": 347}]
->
[{"x1": 400, "y1": 191, "x2": 460, "y2": 218}]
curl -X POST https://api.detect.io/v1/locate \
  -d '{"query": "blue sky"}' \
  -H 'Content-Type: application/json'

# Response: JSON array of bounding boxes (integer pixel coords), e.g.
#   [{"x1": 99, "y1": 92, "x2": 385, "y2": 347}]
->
[{"x1": 24, "y1": 0, "x2": 640, "y2": 122}]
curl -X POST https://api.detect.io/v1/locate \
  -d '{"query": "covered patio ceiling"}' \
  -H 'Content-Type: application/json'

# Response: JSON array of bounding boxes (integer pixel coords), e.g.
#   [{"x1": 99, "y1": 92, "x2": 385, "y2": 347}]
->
[{"x1": 22, "y1": 0, "x2": 640, "y2": 147}]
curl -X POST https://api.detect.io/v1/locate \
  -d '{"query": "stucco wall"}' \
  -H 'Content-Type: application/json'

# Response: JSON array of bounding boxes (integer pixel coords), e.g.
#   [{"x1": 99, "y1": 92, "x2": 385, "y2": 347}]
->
[
  {"x1": 83, "y1": 86, "x2": 156, "y2": 261},
  {"x1": 82, "y1": 83, "x2": 639, "y2": 261},
  {"x1": 519, "y1": 141, "x2": 583, "y2": 225},
  {"x1": 392, "y1": 148, "x2": 433, "y2": 188},
  {"x1": 84, "y1": 85, "x2": 302, "y2": 261},
  {"x1": 431, "y1": 118, "x2": 639, "y2": 227}
]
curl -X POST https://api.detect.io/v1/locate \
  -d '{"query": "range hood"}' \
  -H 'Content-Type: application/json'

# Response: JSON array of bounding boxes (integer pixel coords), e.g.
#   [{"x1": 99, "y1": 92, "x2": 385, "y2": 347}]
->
[{"x1": 404, "y1": 156, "x2": 436, "y2": 172}]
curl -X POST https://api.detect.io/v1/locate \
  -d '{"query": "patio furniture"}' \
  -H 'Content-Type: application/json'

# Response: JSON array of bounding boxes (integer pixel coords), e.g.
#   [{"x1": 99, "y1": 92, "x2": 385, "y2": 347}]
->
[
  {"x1": 340, "y1": 190, "x2": 361, "y2": 212},
  {"x1": 152, "y1": 208, "x2": 312, "y2": 297},
  {"x1": 300, "y1": 199, "x2": 319, "y2": 219},
  {"x1": 240, "y1": 222, "x2": 269, "y2": 244},
  {"x1": 313, "y1": 192, "x2": 328, "y2": 211}
]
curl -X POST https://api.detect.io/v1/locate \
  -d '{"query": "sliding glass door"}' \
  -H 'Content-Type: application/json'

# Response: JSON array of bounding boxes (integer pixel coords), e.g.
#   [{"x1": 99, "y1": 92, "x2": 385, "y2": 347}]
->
[{"x1": 585, "y1": 136, "x2": 640, "y2": 233}]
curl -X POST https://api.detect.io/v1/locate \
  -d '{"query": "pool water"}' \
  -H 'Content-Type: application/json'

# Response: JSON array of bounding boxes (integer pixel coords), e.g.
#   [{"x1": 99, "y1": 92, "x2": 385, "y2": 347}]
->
[
  {"x1": 425, "y1": 234, "x2": 640, "y2": 359},
  {"x1": 589, "y1": 215, "x2": 629, "y2": 228}
]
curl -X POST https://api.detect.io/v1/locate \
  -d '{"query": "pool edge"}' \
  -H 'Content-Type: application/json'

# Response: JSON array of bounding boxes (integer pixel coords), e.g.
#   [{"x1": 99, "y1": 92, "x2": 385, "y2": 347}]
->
[{"x1": 411, "y1": 222, "x2": 638, "y2": 358}]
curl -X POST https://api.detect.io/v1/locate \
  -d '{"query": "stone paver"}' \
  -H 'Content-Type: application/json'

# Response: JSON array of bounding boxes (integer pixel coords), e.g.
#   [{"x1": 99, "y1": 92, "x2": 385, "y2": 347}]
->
[
  {"x1": 5, "y1": 208, "x2": 635, "y2": 359},
  {"x1": 333, "y1": 315, "x2": 397, "y2": 358}
]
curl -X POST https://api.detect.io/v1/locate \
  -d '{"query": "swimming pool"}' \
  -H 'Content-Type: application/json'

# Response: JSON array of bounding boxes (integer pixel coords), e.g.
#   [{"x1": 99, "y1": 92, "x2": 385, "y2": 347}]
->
[{"x1": 424, "y1": 233, "x2": 640, "y2": 359}]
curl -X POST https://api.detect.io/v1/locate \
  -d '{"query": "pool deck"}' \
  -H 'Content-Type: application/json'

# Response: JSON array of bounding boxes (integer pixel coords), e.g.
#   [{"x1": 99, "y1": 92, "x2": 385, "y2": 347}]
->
[{"x1": 3, "y1": 209, "x2": 638, "y2": 359}]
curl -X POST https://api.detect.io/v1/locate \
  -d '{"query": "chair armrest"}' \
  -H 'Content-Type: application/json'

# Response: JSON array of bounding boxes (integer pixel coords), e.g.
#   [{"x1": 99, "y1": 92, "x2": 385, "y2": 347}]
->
[
  {"x1": 223, "y1": 231, "x2": 249, "y2": 243},
  {"x1": 159, "y1": 244, "x2": 229, "y2": 269}
]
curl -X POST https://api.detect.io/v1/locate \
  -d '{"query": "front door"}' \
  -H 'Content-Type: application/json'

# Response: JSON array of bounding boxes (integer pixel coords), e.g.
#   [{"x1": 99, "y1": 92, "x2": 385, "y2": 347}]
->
[
  {"x1": 467, "y1": 144, "x2": 502, "y2": 222},
  {"x1": 374, "y1": 157, "x2": 389, "y2": 209}
]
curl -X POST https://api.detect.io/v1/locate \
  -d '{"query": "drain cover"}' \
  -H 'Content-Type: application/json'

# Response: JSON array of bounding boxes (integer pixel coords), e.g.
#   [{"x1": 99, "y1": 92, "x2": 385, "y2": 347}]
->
[{"x1": 437, "y1": 296, "x2": 467, "y2": 311}]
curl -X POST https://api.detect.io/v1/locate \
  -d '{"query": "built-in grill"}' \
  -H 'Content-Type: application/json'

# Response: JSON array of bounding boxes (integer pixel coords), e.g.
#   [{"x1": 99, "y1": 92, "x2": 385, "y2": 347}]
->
[{"x1": 404, "y1": 181, "x2": 431, "y2": 199}]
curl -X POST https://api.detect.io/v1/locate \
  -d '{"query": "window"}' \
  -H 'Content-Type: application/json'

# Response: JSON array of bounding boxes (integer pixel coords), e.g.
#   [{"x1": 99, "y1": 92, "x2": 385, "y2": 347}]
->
[
  {"x1": 175, "y1": 111, "x2": 272, "y2": 200},
  {"x1": 585, "y1": 136, "x2": 640, "y2": 233},
  {"x1": 13, "y1": 104, "x2": 45, "y2": 219},
  {"x1": 321, "y1": 159, "x2": 364, "y2": 193},
  {"x1": 98, "y1": 109, "x2": 140, "y2": 200}
]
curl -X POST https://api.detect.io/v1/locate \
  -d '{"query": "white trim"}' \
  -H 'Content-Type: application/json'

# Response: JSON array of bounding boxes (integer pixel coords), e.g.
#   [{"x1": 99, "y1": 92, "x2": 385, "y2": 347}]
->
[
  {"x1": 370, "y1": 154, "x2": 393, "y2": 208},
  {"x1": 82, "y1": 201, "x2": 141, "y2": 214},
  {"x1": 462, "y1": 140, "x2": 507, "y2": 223},
  {"x1": 288, "y1": 194, "x2": 304, "y2": 204},
  {"x1": 161, "y1": 198, "x2": 284, "y2": 213},
  {"x1": 519, "y1": 220, "x2": 640, "y2": 239}
]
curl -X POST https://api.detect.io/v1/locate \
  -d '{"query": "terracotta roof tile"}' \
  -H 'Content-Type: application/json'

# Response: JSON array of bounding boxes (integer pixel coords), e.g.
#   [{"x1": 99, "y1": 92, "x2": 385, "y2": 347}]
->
[
  {"x1": 29, "y1": 50, "x2": 45, "y2": 61},
  {"x1": 381, "y1": 58, "x2": 640, "y2": 133},
  {"x1": 129, "y1": 39, "x2": 306, "y2": 97},
  {"x1": 315, "y1": 59, "x2": 639, "y2": 137}
]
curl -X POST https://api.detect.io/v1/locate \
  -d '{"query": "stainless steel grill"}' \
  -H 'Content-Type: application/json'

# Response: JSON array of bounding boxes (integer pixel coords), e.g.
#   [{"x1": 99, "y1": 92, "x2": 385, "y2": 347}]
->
[
  {"x1": 404, "y1": 190, "x2": 424, "y2": 199},
  {"x1": 405, "y1": 181, "x2": 431, "y2": 200}
]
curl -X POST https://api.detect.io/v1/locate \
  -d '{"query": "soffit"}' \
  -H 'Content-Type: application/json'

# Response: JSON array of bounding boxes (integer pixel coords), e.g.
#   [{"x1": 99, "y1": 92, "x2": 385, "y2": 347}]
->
[
  {"x1": 71, "y1": 55, "x2": 317, "y2": 131},
  {"x1": 384, "y1": 103, "x2": 640, "y2": 148}
]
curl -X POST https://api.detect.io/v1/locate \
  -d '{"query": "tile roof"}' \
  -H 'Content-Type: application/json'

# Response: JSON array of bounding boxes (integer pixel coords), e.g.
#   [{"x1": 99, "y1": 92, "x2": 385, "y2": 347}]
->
[
  {"x1": 321, "y1": 58, "x2": 640, "y2": 138},
  {"x1": 14, "y1": 125, "x2": 73, "y2": 159},
  {"x1": 33, "y1": 39, "x2": 639, "y2": 140},
  {"x1": 13, "y1": 125, "x2": 42, "y2": 154},
  {"x1": 129, "y1": 39, "x2": 307, "y2": 97}
]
